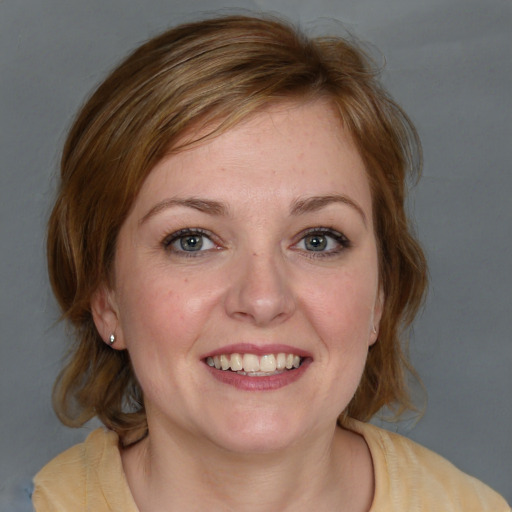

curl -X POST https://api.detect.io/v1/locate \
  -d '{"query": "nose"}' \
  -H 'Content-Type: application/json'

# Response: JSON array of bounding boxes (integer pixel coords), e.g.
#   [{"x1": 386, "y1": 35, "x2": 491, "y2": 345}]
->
[{"x1": 224, "y1": 251, "x2": 296, "y2": 327}]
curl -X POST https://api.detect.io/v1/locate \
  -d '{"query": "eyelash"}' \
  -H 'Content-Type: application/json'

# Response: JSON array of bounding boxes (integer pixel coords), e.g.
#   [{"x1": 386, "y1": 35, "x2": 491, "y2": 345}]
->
[
  {"x1": 161, "y1": 227, "x2": 351, "y2": 258},
  {"x1": 162, "y1": 228, "x2": 220, "y2": 257},
  {"x1": 292, "y1": 227, "x2": 351, "y2": 258}
]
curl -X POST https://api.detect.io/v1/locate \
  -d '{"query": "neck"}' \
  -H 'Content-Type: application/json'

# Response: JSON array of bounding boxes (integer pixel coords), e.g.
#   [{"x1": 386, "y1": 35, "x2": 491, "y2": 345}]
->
[{"x1": 122, "y1": 421, "x2": 374, "y2": 512}]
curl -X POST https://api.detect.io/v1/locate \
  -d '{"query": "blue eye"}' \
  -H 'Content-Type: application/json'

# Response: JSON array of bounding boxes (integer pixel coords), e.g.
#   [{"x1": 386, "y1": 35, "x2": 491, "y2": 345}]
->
[
  {"x1": 303, "y1": 234, "x2": 329, "y2": 251},
  {"x1": 163, "y1": 229, "x2": 216, "y2": 254},
  {"x1": 296, "y1": 228, "x2": 350, "y2": 255},
  {"x1": 178, "y1": 234, "x2": 205, "y2": 251}
]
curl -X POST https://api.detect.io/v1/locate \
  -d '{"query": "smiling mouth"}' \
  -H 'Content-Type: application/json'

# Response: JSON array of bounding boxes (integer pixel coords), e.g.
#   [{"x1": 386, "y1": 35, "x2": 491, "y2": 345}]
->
[{"x1": 205, "y1": 353, "x2": 303, "y2": 376}]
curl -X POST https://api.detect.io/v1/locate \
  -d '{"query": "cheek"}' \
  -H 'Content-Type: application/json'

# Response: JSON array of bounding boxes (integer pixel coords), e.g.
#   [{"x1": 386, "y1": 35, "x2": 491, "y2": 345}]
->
[
  {"x1": 305, "y1": 272, "x2": 376, "y2": 335},
  {"x1": 114, "y1": 273, "x2": 216, "y2": 395},
  {"x1": 115, "y1": 266, "x2": 222, "y2": 353},
  {"x1": 302, "y1": 268, "x2": 377, "y2": 407}
]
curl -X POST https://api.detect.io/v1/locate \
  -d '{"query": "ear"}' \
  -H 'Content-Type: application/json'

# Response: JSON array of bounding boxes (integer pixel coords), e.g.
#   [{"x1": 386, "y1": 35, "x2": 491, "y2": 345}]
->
[
  {"x1": 90, "y1": 284, "x2": 126, "y2": 350},
  {"x1": 369, "y1": 287, "x2": 384, "y2": 347}
]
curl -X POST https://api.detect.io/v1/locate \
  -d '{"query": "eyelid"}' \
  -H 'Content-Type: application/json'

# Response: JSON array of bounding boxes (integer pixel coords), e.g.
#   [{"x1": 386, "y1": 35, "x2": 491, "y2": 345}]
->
[
  {"x1": 295, "y1": 227, "x2": 350, "y2": 243},
  {"x1": 291, "y1": 227, "x2": 351, "y2": 255},
  {"x1": 162, "y1": 228, "x2": 222, "y2": 254},
  {"x1": 161, "y1": 226, "x2": 350, "y2": 258}
]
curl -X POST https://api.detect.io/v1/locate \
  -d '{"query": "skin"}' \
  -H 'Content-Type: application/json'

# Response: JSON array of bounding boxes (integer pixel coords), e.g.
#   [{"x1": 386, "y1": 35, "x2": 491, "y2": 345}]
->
[{"x1": 92, "y1": 99, "x2": 383, "y2": 511}]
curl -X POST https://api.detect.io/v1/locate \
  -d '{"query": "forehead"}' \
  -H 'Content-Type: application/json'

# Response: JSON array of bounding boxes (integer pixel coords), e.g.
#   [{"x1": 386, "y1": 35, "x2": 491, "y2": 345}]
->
[{"x1": 132, "y1": 99, "x2": 372, "y2": 219}]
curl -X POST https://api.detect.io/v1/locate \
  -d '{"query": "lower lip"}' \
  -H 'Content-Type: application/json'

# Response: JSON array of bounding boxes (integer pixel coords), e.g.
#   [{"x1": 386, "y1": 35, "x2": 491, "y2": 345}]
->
[{"x1": 205, "y1": 359, "x2": 311, "y2": 391}]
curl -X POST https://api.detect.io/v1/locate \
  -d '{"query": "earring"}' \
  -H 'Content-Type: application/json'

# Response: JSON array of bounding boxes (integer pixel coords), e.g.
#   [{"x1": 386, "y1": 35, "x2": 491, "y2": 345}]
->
[
  {"x1": 372, "y1": 326, "x2": 377, "y2": 334},
  {"x1": 109, "y1": 333, "x2": 116, "y2": 345}
]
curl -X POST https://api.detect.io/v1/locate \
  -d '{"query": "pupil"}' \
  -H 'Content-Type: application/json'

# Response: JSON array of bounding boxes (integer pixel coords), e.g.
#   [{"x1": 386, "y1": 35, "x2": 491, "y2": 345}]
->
[
  {"x1": 180, "y1": 235, "x2": 203, "y2": 251},
  {"x1": 306, "y1": 235, "x2": 326, "y2": 251}
]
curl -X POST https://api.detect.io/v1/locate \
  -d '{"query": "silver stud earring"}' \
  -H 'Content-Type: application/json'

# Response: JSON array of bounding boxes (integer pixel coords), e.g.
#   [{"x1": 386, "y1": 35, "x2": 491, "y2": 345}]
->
[
  {"x1": 109, "y1": 333, "x2": 116, "y2": 345},
  {"x1": 372, "y1": 326, "x2": 377, "y2": 334}
]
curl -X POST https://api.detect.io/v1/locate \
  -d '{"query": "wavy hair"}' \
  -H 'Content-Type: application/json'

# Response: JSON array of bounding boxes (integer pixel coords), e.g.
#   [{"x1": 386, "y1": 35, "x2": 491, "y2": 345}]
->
[{"x1": 47, "y1": 14, "x2": 427, "y2": 444}]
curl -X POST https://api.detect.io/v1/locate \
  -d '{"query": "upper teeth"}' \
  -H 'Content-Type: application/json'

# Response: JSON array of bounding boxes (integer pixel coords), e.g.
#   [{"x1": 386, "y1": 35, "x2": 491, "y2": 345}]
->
[{"x1": 206, "y1": 353, "x2": 302, "y2": 373}]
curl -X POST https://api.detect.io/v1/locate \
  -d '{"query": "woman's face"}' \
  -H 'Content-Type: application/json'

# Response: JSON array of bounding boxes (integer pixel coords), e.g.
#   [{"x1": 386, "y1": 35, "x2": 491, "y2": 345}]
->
[{"x1": 95, "y1": 99, "x2": 382, "y2": 453}]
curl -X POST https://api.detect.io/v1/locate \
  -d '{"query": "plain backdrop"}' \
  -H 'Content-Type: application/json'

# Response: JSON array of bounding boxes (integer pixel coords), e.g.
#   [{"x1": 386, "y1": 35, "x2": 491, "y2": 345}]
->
[{"x1": 1, "y1": 0, "x2": 511, "y2": 506}]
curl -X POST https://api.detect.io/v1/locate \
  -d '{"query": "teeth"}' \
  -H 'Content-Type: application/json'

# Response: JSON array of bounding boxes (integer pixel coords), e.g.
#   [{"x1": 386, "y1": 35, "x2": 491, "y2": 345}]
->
[
  {"x1": 220, "y1": 354, "x2": 230, "y2": 371},
  {"x1": 230, "y1": 353, "x2": 243, "y2": 371},
  {"x1": 242, "y1": 354, "x2": 260, "y2": 372},
  {"x1": 206, "y1": 352, "x2": 304, "y2": 374},
  {"x1": 260, "y1": 354, "x2": 276, "y2": 372}
]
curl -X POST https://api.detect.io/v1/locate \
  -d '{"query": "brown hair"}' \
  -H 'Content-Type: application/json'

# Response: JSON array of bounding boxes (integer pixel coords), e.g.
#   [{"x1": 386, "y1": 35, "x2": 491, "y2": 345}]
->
[{"x1": 48, "y1": 14, "x2": 427, "y2": 444}]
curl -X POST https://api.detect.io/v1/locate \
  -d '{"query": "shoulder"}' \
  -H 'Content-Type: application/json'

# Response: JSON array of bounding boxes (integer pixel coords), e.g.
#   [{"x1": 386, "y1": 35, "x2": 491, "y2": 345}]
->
[
  {"x1": 32, "y1": 428, "x2": 136, "y2": 512},
  {"x1": 346, "y1": 419, "x2": 510, "y2": 512}
]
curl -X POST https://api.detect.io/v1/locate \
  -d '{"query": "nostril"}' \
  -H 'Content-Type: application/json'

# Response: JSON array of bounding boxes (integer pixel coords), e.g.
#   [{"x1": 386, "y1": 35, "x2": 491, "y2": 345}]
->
[{"x1": 223, "y1": 257, "x2": 296, "y2": 326}]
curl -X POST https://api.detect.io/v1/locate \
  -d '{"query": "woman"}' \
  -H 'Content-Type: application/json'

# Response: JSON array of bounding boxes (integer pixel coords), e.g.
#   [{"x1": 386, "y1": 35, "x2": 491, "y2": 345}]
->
[{"x1": 32, "y1": 14, "x2": 509, "y2": 511}]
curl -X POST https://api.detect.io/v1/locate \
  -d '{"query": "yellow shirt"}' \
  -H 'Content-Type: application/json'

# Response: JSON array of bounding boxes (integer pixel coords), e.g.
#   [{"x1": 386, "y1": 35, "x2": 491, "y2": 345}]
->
[{"x1": 33, "y1": 421, "x2": 510, "y2": 511}]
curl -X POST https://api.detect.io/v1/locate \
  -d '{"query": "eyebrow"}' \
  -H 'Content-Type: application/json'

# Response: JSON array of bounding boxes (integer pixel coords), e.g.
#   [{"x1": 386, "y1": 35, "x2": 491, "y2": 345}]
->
[
  {"x1": 290, "y1": 194, "x2": 367, "y2": 226},
  {"x1": 139, "y1": 198, "x2": 228, "y2": 224},
  {"x1": 139, "y1": 194, "x2": 367, "y2": 226}
]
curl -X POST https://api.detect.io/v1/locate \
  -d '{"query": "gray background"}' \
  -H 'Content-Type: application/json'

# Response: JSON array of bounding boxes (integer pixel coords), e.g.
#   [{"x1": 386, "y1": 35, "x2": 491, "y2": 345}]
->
[{"x1": 1, "y1": 0, "x2": 511, "y2": 506}]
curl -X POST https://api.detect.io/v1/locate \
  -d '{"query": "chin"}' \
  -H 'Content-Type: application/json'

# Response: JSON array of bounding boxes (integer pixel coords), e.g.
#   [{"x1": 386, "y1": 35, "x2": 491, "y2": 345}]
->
[{"x1": 198, "y1": 408, "x2": 318, "y2": 455}]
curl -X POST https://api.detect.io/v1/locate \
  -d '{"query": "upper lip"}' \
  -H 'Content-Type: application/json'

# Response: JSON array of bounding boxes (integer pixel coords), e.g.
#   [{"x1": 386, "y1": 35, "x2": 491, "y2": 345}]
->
[{"x1": 200, "y1": 343, "x2": 312, "y2": 359}]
